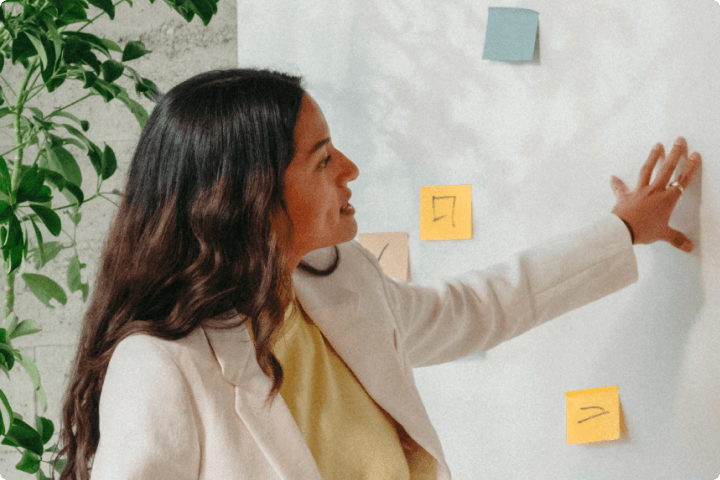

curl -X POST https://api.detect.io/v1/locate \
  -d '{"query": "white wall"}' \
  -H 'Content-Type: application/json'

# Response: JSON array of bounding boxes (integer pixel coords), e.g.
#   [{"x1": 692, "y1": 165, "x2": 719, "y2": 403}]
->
[{"x1": 237, "y1": 1, "x2": 720, "y2": 478}]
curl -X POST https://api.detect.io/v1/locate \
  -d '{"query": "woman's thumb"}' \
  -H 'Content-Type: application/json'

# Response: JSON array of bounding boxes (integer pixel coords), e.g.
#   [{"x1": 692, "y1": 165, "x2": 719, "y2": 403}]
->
[{"x1": 663, "y1": 226, "x2": 693, "y2": 252}]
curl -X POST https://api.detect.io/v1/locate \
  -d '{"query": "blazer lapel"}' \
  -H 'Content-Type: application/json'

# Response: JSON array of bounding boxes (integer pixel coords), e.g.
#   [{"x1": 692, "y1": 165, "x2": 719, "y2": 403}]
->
[
  {"x1": 292, "y1": 249, "x2": 447, "y2": 469},
  {"x1": 202, "y1": 324, "x2": 323, "y2": 480}
]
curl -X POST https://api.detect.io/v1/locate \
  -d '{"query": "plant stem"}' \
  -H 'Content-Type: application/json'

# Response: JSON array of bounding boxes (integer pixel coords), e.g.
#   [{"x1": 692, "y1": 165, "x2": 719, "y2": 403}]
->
[
  {"x1": 4, "y1": 58, "x2": 38, "y2": 322},
  {"x1": 10, "y1": 58, "x2": 38, "y2": 192},
  {"x1": 0, "y1": 74, "x2": 16, "y2": 99},
  {"x1": 49, "y1": 93, "x2": 93, "y2": 117}
]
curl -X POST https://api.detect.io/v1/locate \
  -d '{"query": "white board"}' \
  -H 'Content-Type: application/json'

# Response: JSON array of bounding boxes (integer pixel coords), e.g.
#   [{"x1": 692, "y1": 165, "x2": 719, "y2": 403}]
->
[{"x1": 237, "y1": 1, "x2": 720, "y2": 478}]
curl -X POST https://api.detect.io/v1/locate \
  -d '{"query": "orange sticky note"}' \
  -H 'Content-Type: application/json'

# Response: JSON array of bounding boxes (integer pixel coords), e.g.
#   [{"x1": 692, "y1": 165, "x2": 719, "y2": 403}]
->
[
  {"x1": 565, "y1": 386, "x2": 620, "y2": 444},
  {"x1": 358, "y1": 232, "x2": 410, "y2": 281},
  {"x1": 420, "y1": 185, "x2": 472, "y2": 240}
]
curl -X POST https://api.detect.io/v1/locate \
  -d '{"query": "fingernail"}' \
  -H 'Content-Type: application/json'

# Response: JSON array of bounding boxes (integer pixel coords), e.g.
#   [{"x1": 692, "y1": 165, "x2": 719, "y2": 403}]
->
[
  {"x1": 682, "y1": 240, "x2": 693, "y2": 251},
  {"x1": 675, "y1": 137, "x2": 686, "y2": 145},
  {"x1": 653, "y1": 142, "x2": 662, "y2": 150}
]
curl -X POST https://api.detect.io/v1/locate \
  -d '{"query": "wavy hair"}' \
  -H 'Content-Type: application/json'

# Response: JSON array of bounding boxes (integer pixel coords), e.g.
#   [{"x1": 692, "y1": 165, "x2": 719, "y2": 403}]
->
[{"x1": 56, "y1": 69, "x2": 338, "y2": 480}]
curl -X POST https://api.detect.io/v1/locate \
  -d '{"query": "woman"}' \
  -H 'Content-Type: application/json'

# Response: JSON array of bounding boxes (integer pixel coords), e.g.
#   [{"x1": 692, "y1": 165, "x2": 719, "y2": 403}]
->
[{"x1": 57, "y1": 68, "x2": 700, "y2": 480}]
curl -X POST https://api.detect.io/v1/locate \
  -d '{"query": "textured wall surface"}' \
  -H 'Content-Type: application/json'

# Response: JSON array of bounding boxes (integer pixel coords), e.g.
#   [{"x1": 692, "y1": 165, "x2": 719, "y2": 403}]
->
[
  {"x1": 0, "y1": 1, "x2": 236, "y2": 477},
  {"x1": 237, "y1": 1, "x2": 719, "y2": 479}
]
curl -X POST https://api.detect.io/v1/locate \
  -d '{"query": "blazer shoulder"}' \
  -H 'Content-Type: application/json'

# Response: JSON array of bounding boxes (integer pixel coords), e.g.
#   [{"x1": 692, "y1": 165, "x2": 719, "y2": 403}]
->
[{"x1": 112, "y1": 328, "x2": 208, "y2": 367}]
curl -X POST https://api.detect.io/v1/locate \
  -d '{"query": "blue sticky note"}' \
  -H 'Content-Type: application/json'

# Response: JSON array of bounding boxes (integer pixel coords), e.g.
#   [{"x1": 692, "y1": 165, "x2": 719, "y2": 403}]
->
[{"x1": 483, "y1": 7, "x2": 539, "y2": 62}]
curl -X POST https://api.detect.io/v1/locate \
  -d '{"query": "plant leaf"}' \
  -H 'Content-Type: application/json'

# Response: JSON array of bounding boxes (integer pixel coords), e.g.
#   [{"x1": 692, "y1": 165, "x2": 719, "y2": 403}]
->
[
  {"x1": 4, "y1": 243, "x2": 23, "y2": 275},
  {"x1": 82, "y1": 70, "x2": 97, "y2": 89},
  {"x1": 90, "y1": 77, "x2": 121, "y2": 102},
  {"x1": 0, "y1": 387, "x2": 12, "y2": 436},
  {"x1": 88, "y1": 0, "x2": 115, "y2": 20},
  {"x1": 47, "y1": 147, "x2": 82, "y2": 187},
  {"x1": 101, "y1": 144, "x2": 117, "y2": 180},
  {"x1": 29, "y1": 217, "x2": 46, "y2": 266},
  {"x1": 29, "y1": 204, "x2": 61, "y2": 237},
  {"x1": 117, "y1": 90, "x2": 149, "y2": 127},
  {"x1": 0, "y1": 201, "x2": 12, "y2": 224},
  {"x1": 0, "y1": 329, "x2": 14, "y2": 372},
  {"x1": 2, "y1": 215, "x2": 22, "y2": 250},
  {"x1": 62, "y1": 182, "x2": 84, "y2": 207},
  {"x1": 0, "y1": 155, "x2": 10, "y2": 195},
  {"x1": 67, "y1": 254, "x2": 87, "y2": 296},
  {"x1": 101, "y1": 59, "x2": 124, "y2": 83},
  {"x1": 9, "y1": 320, "x2": 42, "y2": 340},
  {"x1": 35, "y1": 415, "x2": 54, "y2": 444},
  {"x1": 37, "y1": 467, "x2": 52, "y2": 479},
  {"x1": 21, "y1": 273, "x2": 68, "y2": 309},
  {"x1": 12, "y1": 33, "x2": 36, "y2": 65},
  {"x1": 189, "y1": 0, "x2": 217, "y2": 26},
  {"x1": 48, "y1": 111, "x2": 90, "y2": 132},
  {"x1": 55, "y1": 123, "x2": 91, "y2": 150},
  {"x1": 63, "y1": 32, "x2": 112, "y2": 58},
  {"x1": 53, "y1": 457, "x2": 67, "y2": 473},
  {"x1": 121, "y1": 40, "x2": 151, "y2": 62},
  {"x1": 16, "y1": 350, "x2": 48, "y2": 413},
  {"x1": 1, "y1": 417, "x2": 44, "y2": 455},
  {"x1": 25, "y1": 33, "x2": 48, "y2": 70},
  {"x1": 28, "y1": 241, "x2": 63, "y2": 270},
  {"x1": 17, "y1": 166, "x2": 52, "y2": 204},
  {"x1": 87, "y1": 143, "x2": 103, "y2": 177},
  {"x1": 6, "y1": 313, "x2": 19, "y2": 338},
  {"x1": 16, "y1": 448, "x2": 41, "y2": 473}
]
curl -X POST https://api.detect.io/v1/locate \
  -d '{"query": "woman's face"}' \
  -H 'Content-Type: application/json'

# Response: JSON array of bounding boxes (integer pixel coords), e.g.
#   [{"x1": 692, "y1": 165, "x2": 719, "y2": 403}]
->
[{"x1": 284, "y1": 94, "x2": 359, "y2": 270}]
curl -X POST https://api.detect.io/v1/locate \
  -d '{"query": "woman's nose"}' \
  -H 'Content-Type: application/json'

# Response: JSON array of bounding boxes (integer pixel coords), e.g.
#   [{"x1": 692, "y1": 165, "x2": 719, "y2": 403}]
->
[{"x1": 339, "y1": 151, "x2": 359, "y2": 184}]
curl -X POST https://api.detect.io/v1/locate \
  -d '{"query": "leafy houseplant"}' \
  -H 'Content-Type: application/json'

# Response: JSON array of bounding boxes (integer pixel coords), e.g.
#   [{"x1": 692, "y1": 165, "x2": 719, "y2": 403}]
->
[{"x1": 0, "y1": 0, "x2": 219, "y2": 477}]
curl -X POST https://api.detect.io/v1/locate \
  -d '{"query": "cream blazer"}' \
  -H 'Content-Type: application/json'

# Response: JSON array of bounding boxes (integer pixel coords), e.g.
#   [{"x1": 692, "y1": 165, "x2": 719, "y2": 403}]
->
[{"x1": 91, "y1": 214, "x2": 638, "y2": 480}]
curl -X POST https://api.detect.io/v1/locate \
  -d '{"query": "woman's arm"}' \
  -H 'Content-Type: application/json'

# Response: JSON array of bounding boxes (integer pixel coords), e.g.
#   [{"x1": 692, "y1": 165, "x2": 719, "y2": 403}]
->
[
  {"x1": 382, "y1": 214, "x2": 638, "y2": 368},
  {"x1": 90, "y1": 335, "x2": 201, "y2": 480},
  {"x1": 382, "y1": 138, "x2": 700, "y2": 368}
]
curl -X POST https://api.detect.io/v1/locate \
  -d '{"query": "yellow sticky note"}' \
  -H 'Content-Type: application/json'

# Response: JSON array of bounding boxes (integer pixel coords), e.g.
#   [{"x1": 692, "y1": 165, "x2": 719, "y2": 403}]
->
[
  {"x1": 420, "y1": 185, "x2": 472, "y2": 241},
  {"x1": 358, "y1": 232, "x2": 410, "y2": 281},
  {"x1": 566, "y1": 386, "x2": 620, "y2": 444}
]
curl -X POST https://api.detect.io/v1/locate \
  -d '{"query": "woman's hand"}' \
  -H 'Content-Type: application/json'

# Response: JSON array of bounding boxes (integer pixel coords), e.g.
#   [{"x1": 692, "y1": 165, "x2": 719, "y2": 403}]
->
[{"x1": 610, "y1": 136, "x2": 701, "y2": 253}]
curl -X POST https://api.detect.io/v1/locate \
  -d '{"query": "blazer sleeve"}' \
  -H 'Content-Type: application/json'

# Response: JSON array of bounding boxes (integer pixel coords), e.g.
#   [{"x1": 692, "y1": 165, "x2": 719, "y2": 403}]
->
[
  {"x1": 91, "y1": 335, "x2": 201, "y2": 480},
  {"x1": 380, "y1": 214, "x2": 639, "y2": 368}
]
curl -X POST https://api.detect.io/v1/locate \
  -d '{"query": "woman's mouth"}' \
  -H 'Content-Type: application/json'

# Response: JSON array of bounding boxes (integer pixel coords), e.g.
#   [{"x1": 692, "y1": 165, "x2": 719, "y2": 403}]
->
[{"x1": 340, "y1": 203, "x2": 355, "y2": 215}]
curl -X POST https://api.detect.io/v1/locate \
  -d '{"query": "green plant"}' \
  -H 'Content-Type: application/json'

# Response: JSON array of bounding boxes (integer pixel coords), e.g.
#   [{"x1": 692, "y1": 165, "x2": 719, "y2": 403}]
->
[{"x1": 0, "y1": 0, "x2": 218, "y2": 477}]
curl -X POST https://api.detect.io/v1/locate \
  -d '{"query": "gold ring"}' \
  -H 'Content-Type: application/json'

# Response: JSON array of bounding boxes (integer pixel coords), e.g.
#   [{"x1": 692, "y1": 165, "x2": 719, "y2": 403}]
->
[{"x1": 669, "y1": 181, "x2": 684, "y2": 194}]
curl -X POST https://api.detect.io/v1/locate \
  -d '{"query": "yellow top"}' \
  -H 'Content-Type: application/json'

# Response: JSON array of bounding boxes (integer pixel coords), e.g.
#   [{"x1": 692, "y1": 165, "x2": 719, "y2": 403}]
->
[{"x1": 268, "y1": 293, "x2": 435, "y2": 479}]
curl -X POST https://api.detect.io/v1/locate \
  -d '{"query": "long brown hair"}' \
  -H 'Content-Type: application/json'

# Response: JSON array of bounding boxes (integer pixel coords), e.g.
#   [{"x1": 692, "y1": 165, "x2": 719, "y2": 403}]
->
[{"x1": 56, "y1": 69, "x2": 337, "y2": 479}]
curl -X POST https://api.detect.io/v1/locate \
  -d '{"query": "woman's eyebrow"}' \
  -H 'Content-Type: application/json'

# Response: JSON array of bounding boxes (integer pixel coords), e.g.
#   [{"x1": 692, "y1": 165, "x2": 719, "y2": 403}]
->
[{"x1": 309, "y1": 137, "x2": 331, "y2": 155}]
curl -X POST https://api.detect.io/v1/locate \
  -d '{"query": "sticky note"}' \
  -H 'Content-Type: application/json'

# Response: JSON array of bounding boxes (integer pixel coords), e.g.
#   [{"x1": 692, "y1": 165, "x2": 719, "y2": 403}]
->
[
  {"x1": 420, "y1": 185, "x2": 472, "y2": 241},
  {"x1": 358, "y1": 232, "x2": 410, "y2": 281},
  {"x1": 565, "y1": 386, "x2": 620, "y2": 444},
  {"x1": 483, "y1": 7, "x2": 539, "y2": 62}
]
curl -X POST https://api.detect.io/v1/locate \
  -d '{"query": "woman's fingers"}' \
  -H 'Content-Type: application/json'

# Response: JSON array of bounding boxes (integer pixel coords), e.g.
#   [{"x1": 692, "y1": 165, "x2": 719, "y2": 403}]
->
[
  {"x1": 611, "y1": 137, "x2": 701, "y2": 253},
  {"x1": 671, "y1": 151, "x2": 702, "y2": 192},
  {"x1": 637, "y1": 142, "x2": 664, "y2": 187},
  {"x1": 610, "y1": 175, "x2": 629, "y2": 199},
  {"x1": 652, "y1": 136, "x2": 686, "y2": 190}
]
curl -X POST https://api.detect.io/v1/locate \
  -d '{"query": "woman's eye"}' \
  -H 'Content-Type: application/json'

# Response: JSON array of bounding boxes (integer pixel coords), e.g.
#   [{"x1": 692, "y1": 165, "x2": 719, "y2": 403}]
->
[{"x1": 317, "y1": 155, "x2": 331, "y2": 171}]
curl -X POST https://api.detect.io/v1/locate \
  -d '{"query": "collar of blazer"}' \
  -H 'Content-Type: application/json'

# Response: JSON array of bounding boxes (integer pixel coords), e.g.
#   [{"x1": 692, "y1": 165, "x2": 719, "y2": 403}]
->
[
  {"x1": 201, "y1": 245, "x2": 362, "y2": 395},
  {"x1": 201, "y1": 242, "x2": 448, "y2": 479}
]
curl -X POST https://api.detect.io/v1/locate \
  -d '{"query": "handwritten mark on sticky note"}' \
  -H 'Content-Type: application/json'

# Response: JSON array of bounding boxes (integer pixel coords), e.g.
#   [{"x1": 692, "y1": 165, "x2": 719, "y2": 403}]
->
[
  {"x1": 420, "y1": 185, "x2": 472, "y2": 241},
  {"x1": 483, "y1": 7, "x2": 539, "y2": 62},
  {"x1": 358, "y1": 232, "x2": 410, "y2": 281},
  {"x1": 566, "y1": 386, "x2": 620, "y2": 444}
]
